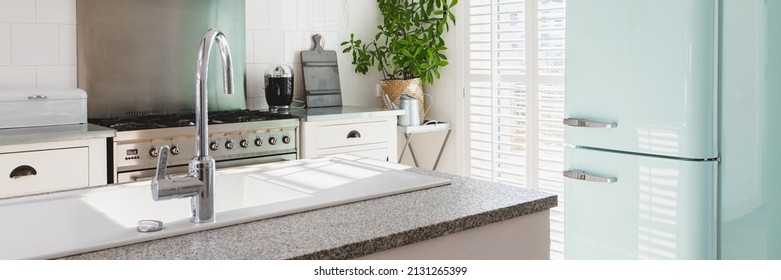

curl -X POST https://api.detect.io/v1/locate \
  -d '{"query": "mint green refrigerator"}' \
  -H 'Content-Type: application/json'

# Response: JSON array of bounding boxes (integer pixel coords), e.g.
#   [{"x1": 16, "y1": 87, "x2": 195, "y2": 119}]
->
[{"x1": 564, "y1": 0, "x2": 780, "y2": 259}]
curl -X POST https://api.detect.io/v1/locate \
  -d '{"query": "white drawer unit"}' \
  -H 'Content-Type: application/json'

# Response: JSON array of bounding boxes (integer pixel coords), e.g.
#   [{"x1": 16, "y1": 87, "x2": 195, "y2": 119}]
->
[
  {"x1": 0, "y1": 148, "x2": 89, "y2": 197},
  {"x1": 0, "y1": 89, "x2": 111, "y2": 198},
  {"x1": 300, "y1": 116, "x2": 397, "y2": 162},
  {"x1": 0, "y1": 138, "x2": 108, "y2": 198},
  {"x1": 316, "y1": 120, "x2": 389, "y2": 149}
]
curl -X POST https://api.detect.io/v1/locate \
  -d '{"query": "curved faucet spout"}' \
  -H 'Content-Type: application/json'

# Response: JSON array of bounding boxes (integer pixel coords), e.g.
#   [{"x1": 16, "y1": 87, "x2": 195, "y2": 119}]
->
[{"x1": 196, "y1": 28, "x2": 235, "y2": 159}]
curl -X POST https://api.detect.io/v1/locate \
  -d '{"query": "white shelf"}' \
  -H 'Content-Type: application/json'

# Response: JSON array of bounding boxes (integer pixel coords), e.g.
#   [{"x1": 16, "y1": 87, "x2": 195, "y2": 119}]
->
[{"x1": 396, "y1": 122, "x2": 450, "y2": 134}]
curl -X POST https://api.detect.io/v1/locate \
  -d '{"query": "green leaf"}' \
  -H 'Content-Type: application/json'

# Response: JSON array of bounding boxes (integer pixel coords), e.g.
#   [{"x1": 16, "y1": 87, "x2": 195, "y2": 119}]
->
[{"x1": 339, "y1": 0, "x2": 455, "y2": 83}]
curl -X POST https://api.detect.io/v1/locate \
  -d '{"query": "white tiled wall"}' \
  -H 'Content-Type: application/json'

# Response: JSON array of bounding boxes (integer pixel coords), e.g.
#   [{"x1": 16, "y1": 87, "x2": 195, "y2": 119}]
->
[
  {"x1": 245, "y1": 0, "x2": 340, "y2": 110},
  {"x1": 0, "y1": 0, "x2": 343, "y2": 110},
  {"x1": 0, "y1": 0, "x2": 77, "y2": 89}
]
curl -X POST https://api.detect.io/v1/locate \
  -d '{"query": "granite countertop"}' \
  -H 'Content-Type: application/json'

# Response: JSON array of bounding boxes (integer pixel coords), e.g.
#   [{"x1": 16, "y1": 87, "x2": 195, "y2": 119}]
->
[
  {"x1": 0, "y1": 123, "x2": 115, "y2": 146},
  {"x1": 60, "y1": 168, "x2": 557, "y2": 260},
  {"x1": 290, "y1": 106, "x2": 404, "y2": 122}
]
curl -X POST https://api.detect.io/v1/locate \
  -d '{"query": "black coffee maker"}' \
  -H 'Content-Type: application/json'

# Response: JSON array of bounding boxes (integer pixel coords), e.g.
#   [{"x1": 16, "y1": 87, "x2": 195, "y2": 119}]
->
[{"x1": 265, "y1": 65, "x2": 294, "y2": 113}]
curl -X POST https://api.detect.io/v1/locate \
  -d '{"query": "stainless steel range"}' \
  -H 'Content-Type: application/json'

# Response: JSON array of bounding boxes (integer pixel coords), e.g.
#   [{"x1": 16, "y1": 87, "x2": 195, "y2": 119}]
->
[
  {"x1": 89, "y1": 110, "x2": 298, "y2": 183},
  {"x1": 77, "y1": 1, "x2": 295, "y2": 184}
]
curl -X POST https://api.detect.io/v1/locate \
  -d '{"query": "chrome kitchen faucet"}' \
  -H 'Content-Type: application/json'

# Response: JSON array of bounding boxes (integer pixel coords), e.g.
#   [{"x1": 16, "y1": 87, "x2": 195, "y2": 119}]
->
[{"x1": 151, "y1": 28, "x2": 234, "y2": 223}]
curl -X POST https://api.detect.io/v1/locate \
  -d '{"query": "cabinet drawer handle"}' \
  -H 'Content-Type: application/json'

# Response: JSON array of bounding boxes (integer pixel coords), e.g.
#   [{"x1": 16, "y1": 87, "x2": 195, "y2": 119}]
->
[
  {"x1": 347, "y1": 130, "x2": 361, "y2": 139},
  {"x1": 563, "y1": 169, "x2": 617, "y2": 183},
  {"x1": 10, "y1": 165, "x2": 38, "y2": 179}
]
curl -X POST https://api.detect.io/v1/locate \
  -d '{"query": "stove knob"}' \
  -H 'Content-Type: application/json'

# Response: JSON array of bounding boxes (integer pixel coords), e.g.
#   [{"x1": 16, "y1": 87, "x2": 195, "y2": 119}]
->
[
  {"x1": 225, "y1": 140, "x2": 235, "y2": 150},
  {"x1": 170, "y1": 146, "x2": 181, "y2": 155},
  {"x1": 210, "y1": 142, "x2": 219, "y2": 151},
  {"x1": 282, "y1": 135, "x2": 291, "y2": 144},
  {"x1": 254, "y1": 138, "x2": 263, "y2": 146},
  {"x1": 149, "y1": 148, "x2": 159, "y2": 158},
  {"x1": 269, "y1": 137, "x2": 277, "y2": 145},
  {"x1": 240, "y1": 139, "x2": 249, "y2": 148}
]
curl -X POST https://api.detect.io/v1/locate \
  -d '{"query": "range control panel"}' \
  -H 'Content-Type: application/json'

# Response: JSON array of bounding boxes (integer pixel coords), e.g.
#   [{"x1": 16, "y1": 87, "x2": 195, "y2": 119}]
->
[{"x1": 115, "y1": 128, "x2": 296, "y2": 171}]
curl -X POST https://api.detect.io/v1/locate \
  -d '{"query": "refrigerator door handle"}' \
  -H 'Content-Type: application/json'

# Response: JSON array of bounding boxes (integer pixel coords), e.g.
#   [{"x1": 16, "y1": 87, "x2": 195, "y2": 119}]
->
[
  {"x1": 563, "y1": 169, "x2": 617, "y2": 183},
  {"x1": 563, "y1": 118, "x2": 617, "y2": 128}
]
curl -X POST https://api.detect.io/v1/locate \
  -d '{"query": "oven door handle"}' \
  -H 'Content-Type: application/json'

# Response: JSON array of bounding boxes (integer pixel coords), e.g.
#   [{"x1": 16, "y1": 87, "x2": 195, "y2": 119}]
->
[{"x1": 132, "y1": 176, "x2": 154, "y2": 182}]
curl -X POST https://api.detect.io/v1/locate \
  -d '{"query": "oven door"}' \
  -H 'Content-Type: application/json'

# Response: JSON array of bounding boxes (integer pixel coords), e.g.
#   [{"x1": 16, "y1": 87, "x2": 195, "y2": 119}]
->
[{"x1": 116, "y1": 153, "x2": 296, "y2": 183}]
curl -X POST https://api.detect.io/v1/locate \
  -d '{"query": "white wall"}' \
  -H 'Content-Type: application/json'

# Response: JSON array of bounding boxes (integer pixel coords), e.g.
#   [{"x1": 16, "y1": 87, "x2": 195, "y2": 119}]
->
[
  {"x1": 0, "y1": 0, "x2": 380, "y2": 109},
  {"x1": 246, "y1": 0, "x2": 384, "y2": 109},
  {"x1": 245, "y1": 0, "x2": 345, "y2": 110},
  {"x1": 396, "y1": 3, "x2": 465, "y2": 175},
  {"x1": 0, "y1": 0, "x2": 463, "y2": 174},
  {"x1": 0, "y1": 0, "x2": 77, "y2": 89},
  {"x1": 335, "y1": 0, "x2": 383, "y2": 106}
]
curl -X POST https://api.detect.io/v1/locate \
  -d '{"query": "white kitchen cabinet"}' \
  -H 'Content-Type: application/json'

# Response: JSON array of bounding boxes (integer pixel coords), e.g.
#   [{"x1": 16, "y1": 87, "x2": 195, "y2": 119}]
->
[
  {"x1": 0, "y1": 138, "x2": 108, "y2": 198},
  {"x1": 300, "y1": 116, "x2": 398, "y2": 162}
]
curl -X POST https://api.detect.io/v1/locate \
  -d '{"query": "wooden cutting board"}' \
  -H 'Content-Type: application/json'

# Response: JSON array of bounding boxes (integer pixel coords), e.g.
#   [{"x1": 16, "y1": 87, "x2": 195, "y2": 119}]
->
[{"x1": 301, "y1": 34, "x2": 343, "y2": 107}]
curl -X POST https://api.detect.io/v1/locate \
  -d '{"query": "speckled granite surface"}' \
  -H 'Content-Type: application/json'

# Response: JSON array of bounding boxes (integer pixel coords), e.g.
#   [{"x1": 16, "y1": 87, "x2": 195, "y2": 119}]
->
[
  {"x1": 0, "y1": 123, "x2": 115, "y2": 146},
  {"x1": 60, "y1": 168, "x2": 557, "y2": 260}
]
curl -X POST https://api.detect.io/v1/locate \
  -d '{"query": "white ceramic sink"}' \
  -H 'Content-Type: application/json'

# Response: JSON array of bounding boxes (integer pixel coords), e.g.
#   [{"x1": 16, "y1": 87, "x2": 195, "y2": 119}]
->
[{"x1": 0, "y1": 157, "x2": 450, "y2": 259}]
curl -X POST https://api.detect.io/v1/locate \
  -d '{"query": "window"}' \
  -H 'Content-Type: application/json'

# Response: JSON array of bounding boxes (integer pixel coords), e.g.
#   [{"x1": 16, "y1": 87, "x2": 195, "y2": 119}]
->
[{"x1": 465, "y1": 0, "x2": 566, "y2": 259}]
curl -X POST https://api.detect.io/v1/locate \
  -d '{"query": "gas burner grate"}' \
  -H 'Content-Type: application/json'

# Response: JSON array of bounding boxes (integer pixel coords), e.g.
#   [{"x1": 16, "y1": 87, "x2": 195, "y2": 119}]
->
[{"x1": 89, "y1": 110, "x2": 297, "y2": 131}]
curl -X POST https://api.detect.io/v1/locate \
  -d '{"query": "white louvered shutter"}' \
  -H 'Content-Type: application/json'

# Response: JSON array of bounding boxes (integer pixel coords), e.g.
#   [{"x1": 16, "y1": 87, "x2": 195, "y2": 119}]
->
[{"x1": 465, "y1": 0, "x2": 566, "y2": 259}]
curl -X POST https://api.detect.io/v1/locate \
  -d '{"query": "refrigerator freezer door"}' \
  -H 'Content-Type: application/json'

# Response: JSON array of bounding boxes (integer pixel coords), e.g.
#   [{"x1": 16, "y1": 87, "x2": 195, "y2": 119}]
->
[
  {"x1": 565, "y1": 0, "x2": 717, "y2": 159},
  {"x1": 564, "y1": 147, "x2": 716, "y2": 259}
]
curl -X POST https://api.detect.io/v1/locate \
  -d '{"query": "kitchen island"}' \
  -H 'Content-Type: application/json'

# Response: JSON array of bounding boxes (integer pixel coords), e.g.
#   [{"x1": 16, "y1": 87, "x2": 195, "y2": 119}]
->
[{"x1": 58, "y1": 166, "x2": 557, "y2": 260}]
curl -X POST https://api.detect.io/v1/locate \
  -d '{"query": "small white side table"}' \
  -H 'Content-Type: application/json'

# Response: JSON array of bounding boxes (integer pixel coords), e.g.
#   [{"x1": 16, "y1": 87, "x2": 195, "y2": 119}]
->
[{"x1": 397, "y1": 122, "x2": 451, "y2": 170}]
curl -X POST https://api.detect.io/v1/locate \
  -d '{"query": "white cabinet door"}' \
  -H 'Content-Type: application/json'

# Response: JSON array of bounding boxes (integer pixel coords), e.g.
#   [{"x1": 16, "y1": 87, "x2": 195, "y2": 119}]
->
[
  {"x1": 300, "y1": 116, "x2": 397, "y2": 163},
  {"x1": 564, "y1": 147, "x2": 716, "y2": 259},
  {"x1": 0, "y1": 147, "x2": 90, "y2": 197},
  {"x1": 316, "y1": 120, "x2": 389, "y2": 149}
]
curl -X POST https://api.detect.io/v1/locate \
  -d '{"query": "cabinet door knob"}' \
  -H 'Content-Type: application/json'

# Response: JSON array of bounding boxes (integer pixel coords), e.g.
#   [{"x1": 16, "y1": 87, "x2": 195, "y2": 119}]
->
[
  {"x1": 10, "y1": 165, "x2": 37, "y2": 179},
  {"x1": 347, "y1": 130, "x2": 362, "y2": 139}
]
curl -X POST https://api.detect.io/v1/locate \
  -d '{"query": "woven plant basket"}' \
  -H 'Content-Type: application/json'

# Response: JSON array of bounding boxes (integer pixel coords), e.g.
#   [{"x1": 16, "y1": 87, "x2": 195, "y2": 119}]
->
[{"x1": 381, "y1": 78, "x2": 425, "y2": 123}]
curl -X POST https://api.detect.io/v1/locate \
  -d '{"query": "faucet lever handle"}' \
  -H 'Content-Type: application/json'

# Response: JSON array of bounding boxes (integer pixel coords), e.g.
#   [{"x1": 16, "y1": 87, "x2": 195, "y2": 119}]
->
[{"x1": 154, "y1": 145, "x2": 171, "y2": 181}]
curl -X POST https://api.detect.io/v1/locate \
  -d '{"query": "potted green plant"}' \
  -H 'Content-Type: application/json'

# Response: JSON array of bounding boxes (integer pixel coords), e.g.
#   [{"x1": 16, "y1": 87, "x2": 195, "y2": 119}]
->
[{"x1": 341, "y1": 0, "x2": 458, "y2": 120}]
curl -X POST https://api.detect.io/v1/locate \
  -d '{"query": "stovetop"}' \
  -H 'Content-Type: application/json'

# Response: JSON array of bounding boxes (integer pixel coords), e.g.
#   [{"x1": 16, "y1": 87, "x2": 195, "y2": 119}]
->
[{"x1": 88, "y1": 110, "x2": 298, "y2": 132}]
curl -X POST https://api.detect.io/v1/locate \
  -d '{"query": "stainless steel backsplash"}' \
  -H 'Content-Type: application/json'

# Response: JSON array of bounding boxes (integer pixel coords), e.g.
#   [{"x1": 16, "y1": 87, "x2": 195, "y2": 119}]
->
[{"x1": 77, "y1": 0, "x2": 246, "y2": 118}]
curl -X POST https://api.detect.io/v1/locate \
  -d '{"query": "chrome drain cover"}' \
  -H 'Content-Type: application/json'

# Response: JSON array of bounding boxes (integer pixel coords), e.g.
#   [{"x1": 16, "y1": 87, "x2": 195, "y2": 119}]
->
[{"x1": 136, "y1": 220, "x2": 164, "y2": 233}]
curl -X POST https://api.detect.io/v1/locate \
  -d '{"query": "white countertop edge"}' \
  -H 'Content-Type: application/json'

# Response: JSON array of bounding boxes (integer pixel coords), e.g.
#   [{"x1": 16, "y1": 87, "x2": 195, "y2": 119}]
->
[
  {"x1": 0, "y1": 123, "x2": 116, "y2": 146},
  {"x1": 291, "y1": 106, "x2": 404, "y2": 122}
]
